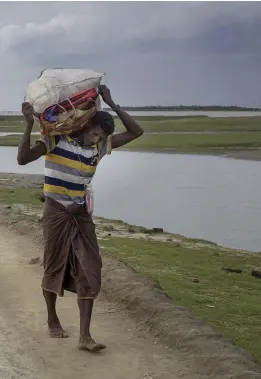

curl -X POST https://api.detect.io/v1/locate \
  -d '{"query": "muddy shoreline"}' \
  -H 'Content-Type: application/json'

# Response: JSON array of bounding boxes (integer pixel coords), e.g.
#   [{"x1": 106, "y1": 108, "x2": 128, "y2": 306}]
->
[{"x1": 2, "y1": 140, "x2": 261, "y2": 161}]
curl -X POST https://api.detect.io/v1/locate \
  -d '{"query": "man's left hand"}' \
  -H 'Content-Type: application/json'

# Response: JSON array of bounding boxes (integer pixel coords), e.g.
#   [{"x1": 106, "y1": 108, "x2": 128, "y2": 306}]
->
[{"x1": 99, "y1": 85, "x2": 115, "y2": 108}]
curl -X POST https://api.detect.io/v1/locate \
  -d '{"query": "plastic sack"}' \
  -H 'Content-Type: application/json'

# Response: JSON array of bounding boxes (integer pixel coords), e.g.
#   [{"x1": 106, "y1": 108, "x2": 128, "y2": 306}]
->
[
  {"x1": 25, "y1": 68, "x2": 104, "y2": 114},
  {"x1": 25, "y1": 68, "x2": 104, "y2": 136}
]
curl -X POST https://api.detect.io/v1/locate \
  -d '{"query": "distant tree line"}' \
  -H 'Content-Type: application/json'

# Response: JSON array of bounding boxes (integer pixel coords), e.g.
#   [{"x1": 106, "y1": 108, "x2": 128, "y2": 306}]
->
[{"x1": 104, "y1": 105, "x2": 261, "y2": 111}]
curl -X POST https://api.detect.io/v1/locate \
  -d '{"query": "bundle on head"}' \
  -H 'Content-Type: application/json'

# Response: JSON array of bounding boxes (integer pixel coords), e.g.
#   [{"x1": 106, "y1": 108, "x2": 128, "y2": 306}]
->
[{"x1": 25, "y1": 69, "x2": 105, "y2": 136}]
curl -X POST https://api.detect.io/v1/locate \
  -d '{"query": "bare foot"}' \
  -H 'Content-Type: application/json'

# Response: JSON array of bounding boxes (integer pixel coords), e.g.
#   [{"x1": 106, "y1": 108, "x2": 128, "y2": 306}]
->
[
  {"x1": 78, "y1": 336, "x2": 106, "y2": 352},
  {"x1": 48, "y1": 320, "x2": 68, "y2": 339}
]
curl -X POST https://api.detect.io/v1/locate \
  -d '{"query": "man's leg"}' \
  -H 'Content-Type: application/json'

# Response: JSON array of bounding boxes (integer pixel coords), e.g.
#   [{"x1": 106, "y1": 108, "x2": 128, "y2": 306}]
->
[
  {"x1": 77, "y1": 298, "x2": 106, "y2": 352},
  {"x1": 43, "y1": 289, "x2": 68, "y2": 338}
]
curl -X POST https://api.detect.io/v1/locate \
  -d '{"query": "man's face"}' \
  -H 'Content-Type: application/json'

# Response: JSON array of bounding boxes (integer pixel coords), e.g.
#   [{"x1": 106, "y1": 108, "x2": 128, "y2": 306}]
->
[{"x1": 84, "y1": 124, "x2": 108, "y2": 146}]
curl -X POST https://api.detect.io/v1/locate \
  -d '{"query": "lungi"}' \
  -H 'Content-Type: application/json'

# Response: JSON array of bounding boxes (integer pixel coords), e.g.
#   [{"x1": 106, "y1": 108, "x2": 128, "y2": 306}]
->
[{"x1": 42, "y1": 197, "x2": 102, "y2": 299}]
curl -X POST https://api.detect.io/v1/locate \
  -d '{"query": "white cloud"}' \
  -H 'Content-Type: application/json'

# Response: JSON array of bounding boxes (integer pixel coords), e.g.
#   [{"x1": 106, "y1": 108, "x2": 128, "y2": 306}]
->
[{"x1": 0, "y1": 14, "x2": 74, "y2": 51}]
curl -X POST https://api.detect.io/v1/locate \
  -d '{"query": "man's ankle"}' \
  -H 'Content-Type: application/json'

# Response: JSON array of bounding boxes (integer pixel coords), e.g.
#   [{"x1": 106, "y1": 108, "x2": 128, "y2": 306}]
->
[
  {"x1": 79, "y1": 334, "x2": 92, "y2": 341},
  {"x1": 48, "y1": 314, "x2": 59, "y2": 324}
]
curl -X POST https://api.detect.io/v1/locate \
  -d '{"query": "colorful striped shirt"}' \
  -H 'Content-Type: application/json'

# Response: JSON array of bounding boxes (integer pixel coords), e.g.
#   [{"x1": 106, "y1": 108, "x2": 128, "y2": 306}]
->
[{"x1": 37, "y1": 134, "x2": 112, "y2": 206}]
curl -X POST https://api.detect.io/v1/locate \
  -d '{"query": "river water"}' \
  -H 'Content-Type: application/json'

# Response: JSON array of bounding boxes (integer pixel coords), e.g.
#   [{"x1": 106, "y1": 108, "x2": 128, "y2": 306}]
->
[{"x1": 1, "y1": 146, "x2": 261, "y2": 252}]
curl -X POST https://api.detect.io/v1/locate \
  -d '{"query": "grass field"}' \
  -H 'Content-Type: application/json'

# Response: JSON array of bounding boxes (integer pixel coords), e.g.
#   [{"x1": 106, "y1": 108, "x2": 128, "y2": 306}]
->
[
  {"x1": 1, "y1": 115, "x2": 261, "y2": 156},
  {"x1": 0, "y1": 187, "x2": 42, "y2": 206},
  {"x1": 0, "y1": 135, "x2": 39, "y2": 146},
  {"x1": 1, "y1": 115, "x2": 261, "y2": 134},
  {"x1": 0, "y1": 186, "x2": 261, "y2": 363},
  {"x1": 125, "y1": 132, "x2": 261, "y2": 152},
  {"x1": 100, "y1": 236, "x2": 261, "y2": 363},
  {"x1": 116, "y1": 116, "x2": 261, "y2": 133},
  {"x1": 3, "y1": 131, "x2": 261, "y2": 153},
  {"x1": 2, "y1": 131, "x2": 261, "y2": 158}
]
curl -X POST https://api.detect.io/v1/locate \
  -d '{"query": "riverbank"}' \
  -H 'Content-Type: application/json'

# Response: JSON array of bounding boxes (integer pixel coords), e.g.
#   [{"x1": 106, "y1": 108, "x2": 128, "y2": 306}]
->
[
  {"x1": 1, "y1": 115, "x2": 261, "y2": 160},
  {"x1": 0, "y1": 173, "x2": 261, "y2": 365},
  {"x1": 1, "y1": 115, "x2": 261, "y2": 132},
  {"x1": 2, "y1": 132, "x2": 261, "y2": 161}
]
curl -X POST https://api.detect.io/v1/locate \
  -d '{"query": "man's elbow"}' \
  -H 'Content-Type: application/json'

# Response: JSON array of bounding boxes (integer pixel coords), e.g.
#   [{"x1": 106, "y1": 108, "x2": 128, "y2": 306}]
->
[
  {"x1": 17, "y1": 156, "x2": 27, "y2": 165},
  {"x1": 135, "y1": 128, "x2": 144, "y2": 137}
]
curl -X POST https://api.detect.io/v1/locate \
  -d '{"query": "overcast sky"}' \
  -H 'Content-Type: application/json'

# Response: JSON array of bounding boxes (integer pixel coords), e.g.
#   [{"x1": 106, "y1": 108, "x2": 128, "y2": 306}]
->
[{"x1": 0, "y1": 1, "x2": 261, "y2": 110}]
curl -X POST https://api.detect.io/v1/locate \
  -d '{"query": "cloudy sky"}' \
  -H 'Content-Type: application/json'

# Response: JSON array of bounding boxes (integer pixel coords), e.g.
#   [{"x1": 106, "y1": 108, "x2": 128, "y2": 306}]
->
[{"x1": 0, "y1": 1, "x2": 260, "y2": 110}]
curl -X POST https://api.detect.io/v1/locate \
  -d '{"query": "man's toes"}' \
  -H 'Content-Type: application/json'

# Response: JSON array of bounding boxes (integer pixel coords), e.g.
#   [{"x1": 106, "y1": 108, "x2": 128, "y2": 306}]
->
[
  {"x1": 49, "y1": 329, "x2": 68, "y2": 338},
  {"x1": 78, "y1": 339, "x2": 106, "y2": 352}
]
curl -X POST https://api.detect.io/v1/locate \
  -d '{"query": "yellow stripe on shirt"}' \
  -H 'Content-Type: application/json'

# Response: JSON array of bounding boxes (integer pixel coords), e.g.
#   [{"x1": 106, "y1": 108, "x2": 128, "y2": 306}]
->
[
  {"x1": 107, "y1": 134, "x2": 112, "y2": 155},
  {"x1": 44, "y1": 184, "x2": 85, "y2": 198},
  {"x1": 46, "y1": 154, "x2": 97, "y2": 173}
]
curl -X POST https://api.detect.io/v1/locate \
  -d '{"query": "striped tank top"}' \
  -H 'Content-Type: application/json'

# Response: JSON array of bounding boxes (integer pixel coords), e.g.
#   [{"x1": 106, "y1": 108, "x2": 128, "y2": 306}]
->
[{"x1": 37, "y1": 134, "x2": 111, "y2": 205}]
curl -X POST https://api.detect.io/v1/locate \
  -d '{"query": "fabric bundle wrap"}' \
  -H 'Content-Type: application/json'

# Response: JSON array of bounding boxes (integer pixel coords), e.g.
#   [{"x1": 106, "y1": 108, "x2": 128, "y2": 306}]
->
[{"x1": 25, "y1": 68, "x2": 104, "y2": 136}]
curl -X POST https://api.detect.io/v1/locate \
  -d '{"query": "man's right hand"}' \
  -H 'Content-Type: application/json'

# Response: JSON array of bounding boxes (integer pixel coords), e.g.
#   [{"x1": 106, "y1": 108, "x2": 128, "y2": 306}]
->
[
  {"x1": 22, "y1": 102, "x2": 34, "y2": 126},
  {"x1": 17, "y1": 103, "x2": 47, "y2": 165}
]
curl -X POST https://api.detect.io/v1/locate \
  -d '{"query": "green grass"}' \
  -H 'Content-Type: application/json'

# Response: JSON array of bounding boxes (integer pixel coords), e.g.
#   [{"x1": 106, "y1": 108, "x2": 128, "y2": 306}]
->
[
  {"x1": 0, "y1": 119, "x2": 39, "y2": 133},
  {"x1": 0, "y1": 124, "x2": 34, "y2": 133},
  {"x1": 125, "y1": 132, "x2": 261, "y2": 152},
  {"x1": 0, "y1": 115, "x2": 24, "y2": 122},
  {"x1": 0, "y1": 188, "x2": 43, "y2": 207},
  {"x1": 2, "y1": 131, "x2": 261, "y2": 153},
  {"x1": 1, "y1": 117, "x2": 261, "y2": 156},
  {"x1": 0, "y1": 135, "x2": 39, "y2": 146},
  {"x1": 2, "y1": 116, "x2": 261, "y2": 134},
  {"x1": 101, "y1": 237, "x2": 261, "y2": 363},
  {"x1": 115, "y1": 116, "x2": 261, "y2": 133}
]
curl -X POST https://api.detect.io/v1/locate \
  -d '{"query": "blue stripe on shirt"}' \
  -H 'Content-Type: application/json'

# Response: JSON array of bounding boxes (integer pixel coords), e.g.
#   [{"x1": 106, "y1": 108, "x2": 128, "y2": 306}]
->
[
  {"x1": 44, "y1": 176, "x2": 85, "y2": 191},
  {"x1": 52, "y1": 146, "x2": 98, "y2": 166}
]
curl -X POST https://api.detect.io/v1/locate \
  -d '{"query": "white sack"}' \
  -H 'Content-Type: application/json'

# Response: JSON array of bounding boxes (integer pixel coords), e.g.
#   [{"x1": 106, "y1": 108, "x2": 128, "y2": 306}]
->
[{"x1": 25, "y1": 68, "x2": 104, "y2": 114}]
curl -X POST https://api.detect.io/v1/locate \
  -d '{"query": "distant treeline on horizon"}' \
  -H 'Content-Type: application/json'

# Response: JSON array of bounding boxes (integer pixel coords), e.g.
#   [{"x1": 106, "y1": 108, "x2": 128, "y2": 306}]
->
[
  {"x1": 1, "y1": 105, "x2": 261, "y2": 115},
  {"x1": 104, "y1": 105, "x2": 261, "y2": 111}
]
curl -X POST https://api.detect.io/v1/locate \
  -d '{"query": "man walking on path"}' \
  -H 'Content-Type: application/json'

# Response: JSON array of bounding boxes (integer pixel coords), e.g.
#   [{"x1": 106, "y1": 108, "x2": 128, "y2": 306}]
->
[{"x1": 17, "y1": 85, "x2": 144, "y2": 352}]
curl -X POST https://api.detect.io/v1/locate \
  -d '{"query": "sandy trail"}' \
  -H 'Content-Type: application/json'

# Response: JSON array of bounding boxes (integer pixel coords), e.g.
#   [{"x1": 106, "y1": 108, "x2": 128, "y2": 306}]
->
[{"x1": 0, "y1": 225, "x2": 186, "y2": 379}]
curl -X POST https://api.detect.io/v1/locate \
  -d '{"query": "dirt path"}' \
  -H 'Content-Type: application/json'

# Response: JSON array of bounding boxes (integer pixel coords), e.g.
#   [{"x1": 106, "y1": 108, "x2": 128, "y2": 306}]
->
[{"x1": 0, "y1": 225, "x2": 186, "y2": 379}]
